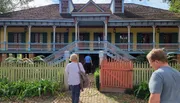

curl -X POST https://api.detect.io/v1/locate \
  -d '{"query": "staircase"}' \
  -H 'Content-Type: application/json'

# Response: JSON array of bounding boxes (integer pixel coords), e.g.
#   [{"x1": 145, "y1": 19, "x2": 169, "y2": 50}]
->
[
  {"x1": 44, "y1": 41, "x2": 76, "y2": 65},
  {"x1": 106, "y1": 42, "x2": 135, "y2": 61},
  {"x1": 44, "y1": 41, "x2": 135, "y2": 65}
]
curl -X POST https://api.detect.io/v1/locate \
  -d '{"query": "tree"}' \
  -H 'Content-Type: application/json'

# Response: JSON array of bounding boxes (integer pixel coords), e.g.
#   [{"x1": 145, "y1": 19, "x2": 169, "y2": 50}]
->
[
  {"x1": 0, "y1": 0, "x2": 33, "y2": 14},
  {"x1": 161, "y1": 0, "x2": 180, "y2": 13},
  {"x1": 169, "y1": 0, "x2": 180, "y2": 13}
]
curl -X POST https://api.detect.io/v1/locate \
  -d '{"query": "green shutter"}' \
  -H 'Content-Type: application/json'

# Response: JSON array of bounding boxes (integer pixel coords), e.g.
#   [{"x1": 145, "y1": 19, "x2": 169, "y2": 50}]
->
[
  {"x1": 159, "y1": 33, "x2": 164, "y2": 43},
  {"x1": 72, "y1": 32, "x2": 75, "y2": 41},
  {"x1": 84, "y1": 33, "x2": 90, "y2": 41},
  {"x1": 137, "y1": 33, "x2": 143, "y2": 43},
  {"x1": 94, "y1": 33, "x2": 98, "y2": 41},
  {"x1": 31, "y1": 33, "x2": 35, "y2": 43},
  {"x1": 115, "y1": 33, "x2": 120, "y2": 43},
  {"x1": 51, "y1": 32, "x2": 53, "y2": 43},
  {"x1": 149, "y1": 33, "x2": 153, "y2": 43},
  {"x1": 43, "y1": 33, "x2": 47, "y2": 43},
  {"x1": 64, "y1": 32, "x2": 68, "y2": 43},
  {"x1": 171, "y1": 33, "x2": 178, "y2": 43},
  {"x1": 107, "y1": 32, "x2": 111, "y2": 42},
  {"x1": 8, "y1": 32, "x2": 14, "y2": 43},
  {"x1": 130, "y1": 33, "x2": 133, "y2": 43},
  {"x1": 21, "y1": 33, "x2": 26, "y2": 43}
]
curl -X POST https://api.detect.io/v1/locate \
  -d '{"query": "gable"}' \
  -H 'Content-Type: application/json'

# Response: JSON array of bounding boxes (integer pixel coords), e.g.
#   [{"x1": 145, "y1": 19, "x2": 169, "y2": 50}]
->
[{"x1": 78, "y1": 1, "x2": 104, "y2": 12}]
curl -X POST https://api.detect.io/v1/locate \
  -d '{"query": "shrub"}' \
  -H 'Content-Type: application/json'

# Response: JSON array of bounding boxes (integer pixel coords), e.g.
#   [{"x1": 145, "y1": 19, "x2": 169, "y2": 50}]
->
[
  {"x1": 94, "y1": 68, "x2": 100, "y2": 90},
  {"x1": 134, "y1": 81, "x2": 150, "y2": 100},
  {"x1": 0, "y1": 78, "x2": 63, "y2": 99}
]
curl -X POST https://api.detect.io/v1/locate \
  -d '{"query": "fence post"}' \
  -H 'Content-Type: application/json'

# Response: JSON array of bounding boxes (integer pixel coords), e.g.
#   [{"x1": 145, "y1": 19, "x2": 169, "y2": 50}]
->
[
  {"x1": 99, "y1": 51, "x2": 104, "y2": 66},
  {"x1": 64, "y1": 51, "x2": 70, "y2": 90}
]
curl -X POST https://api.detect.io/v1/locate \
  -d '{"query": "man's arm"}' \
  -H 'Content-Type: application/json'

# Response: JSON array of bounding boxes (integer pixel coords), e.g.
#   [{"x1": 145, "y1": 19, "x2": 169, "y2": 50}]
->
[
  {"x1": 148, "y1": 72, "x2": 162, "y2": 103},
  {"x1": 148, "y1": 93, "x2": 160, "y2": 103}
]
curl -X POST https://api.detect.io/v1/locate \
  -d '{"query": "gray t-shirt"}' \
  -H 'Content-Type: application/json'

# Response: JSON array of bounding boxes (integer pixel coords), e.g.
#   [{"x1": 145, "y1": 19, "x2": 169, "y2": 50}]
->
[{"x1": 149, "y1": 66, "x2": 180, "y2": 103}]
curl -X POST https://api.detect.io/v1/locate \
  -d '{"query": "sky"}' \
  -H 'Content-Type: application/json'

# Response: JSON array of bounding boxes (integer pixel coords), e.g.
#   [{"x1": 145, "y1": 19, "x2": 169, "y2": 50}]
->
[{"x1": 28, "y1": 0, "x2": 169, "y2": 10}]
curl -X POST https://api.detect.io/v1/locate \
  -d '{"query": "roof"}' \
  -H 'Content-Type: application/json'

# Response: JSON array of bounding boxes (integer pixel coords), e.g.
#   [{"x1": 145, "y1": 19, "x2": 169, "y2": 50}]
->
[{"x1": 0, "y1": 3, "x2": 179, "y2": 20}]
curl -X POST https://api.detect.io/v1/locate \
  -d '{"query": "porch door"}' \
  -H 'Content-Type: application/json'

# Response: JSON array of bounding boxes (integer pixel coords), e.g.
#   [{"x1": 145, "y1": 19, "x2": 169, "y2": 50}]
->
[
  {"x1": 8, "y1": 32, "x2": 26, "y2": 50},
  {"x1": 94, "y1": 32, "x2": 103, "y2": 49},
  {"x1": 137, "y1": 33, "x2": 153, "y2": 50},
  {"x1": 79, "y1": 33, "x2": 90, "y2": 50}
]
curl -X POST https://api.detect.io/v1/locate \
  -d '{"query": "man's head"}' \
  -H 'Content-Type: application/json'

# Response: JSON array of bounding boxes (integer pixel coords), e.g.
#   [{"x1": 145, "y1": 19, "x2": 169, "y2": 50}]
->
[
  {"x1": 146, "y1": 48, "x2": 168, "y2": 70},
  {"x1": 69, "y1": 53, "x2": 78, "y2": 62}
]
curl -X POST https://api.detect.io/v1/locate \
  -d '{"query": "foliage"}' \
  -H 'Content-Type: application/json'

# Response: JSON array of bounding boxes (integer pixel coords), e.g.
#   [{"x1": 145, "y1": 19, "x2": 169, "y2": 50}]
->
[
  {"x1": 169, "y1": 0, "x2": 180, "y2": 13},
  {"x1": 125, "y1": 81, "x2": 150, "y2": 100},
  {"x1": 134, "y1": 52, "x2": 149, "y2": 63},
  {"x1": 3, "y1": 55, "x2": 45, "y2": 64},
  {"x1": 134, "y1": 81, "x2": 150, "y2": 100},
  {"x1": 0, "y1": 0, "x2": 34, "y2": 14},
  {"x1": 94, "y1": 68, "x2": 100, "y2": 90},
  {"x1": 0, "y1": 78, "x2": 63, "y2": 99}
]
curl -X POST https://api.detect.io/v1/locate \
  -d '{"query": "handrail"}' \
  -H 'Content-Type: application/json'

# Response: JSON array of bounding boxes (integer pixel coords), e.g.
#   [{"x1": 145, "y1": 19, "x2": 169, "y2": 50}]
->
[
  {"x1": 106, "y1": 41, "x2": 135, "y2": 60},
  {"x1": 44, "y1": 41, "x2": 76, "y2": 62}
]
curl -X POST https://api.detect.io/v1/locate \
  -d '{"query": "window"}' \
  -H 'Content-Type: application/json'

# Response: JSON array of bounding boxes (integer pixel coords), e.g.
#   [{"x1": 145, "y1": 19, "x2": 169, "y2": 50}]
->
[
  {"x1": 31, "y1": 32, "x2": 47, "y2": 43},
  {"x1": 51, "y1": 32, "x2": 68, "y2": 43},
  {"x1": 8, "y1": 32, "x2": 26, "y2": 43}
]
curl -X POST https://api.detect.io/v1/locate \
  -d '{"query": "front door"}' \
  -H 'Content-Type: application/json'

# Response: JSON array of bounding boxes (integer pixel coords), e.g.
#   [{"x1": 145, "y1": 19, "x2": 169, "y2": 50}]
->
[
  {"x1": 94, "y1": 32, "x2": 103, "y2": 49},
  {"x1": 79, "y1": 33, "x2": 90, "y2": 50}
]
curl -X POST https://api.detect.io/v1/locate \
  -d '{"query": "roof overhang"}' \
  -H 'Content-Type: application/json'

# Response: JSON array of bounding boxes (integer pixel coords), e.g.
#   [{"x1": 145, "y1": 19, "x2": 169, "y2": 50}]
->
[
  {"x1": 0, "y1": 20, "x2": 74, "y2": 26},
  {"x1": 71, "y1": 12, "x2": 111, "y2": 17},
  {"x1": 108, "y1": 20, "x2": 180, "y2": 26}
]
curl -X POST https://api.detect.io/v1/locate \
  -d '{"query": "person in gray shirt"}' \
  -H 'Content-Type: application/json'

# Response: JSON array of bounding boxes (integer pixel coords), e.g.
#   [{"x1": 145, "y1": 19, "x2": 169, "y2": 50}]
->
[{"x1": 146, "y1": 48, "x2": 180, "y2": 103}]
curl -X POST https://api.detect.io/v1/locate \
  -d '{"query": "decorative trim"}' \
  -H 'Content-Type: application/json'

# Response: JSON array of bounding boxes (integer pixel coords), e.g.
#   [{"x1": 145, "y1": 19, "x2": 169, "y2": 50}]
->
[{"x1": 78, "y1": 0, "x2": 104, "y2": 12}]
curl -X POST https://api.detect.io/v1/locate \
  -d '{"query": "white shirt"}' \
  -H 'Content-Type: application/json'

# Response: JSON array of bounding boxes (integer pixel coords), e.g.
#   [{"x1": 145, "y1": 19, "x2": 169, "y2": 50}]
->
[{"x1": 65, "y1": 62, "x2": 85, "y2": 85}]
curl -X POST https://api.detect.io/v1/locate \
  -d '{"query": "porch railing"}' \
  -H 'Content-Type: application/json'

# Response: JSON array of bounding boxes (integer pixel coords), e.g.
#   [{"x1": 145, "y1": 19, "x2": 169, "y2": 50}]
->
[{"x1": 0, "y1": 42, "x2": 179, "y2": 52}]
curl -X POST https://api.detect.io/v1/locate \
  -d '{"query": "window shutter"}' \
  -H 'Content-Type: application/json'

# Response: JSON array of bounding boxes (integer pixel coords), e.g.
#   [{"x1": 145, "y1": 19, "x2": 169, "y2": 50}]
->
[
  {"x1": 8, "y1": 32, "x2": 14, "y2": 43},
  {"x1": 107, "y1": 32, "x2": 111, "y2": 42},
  {"x1": 94, "y1": 33, "x2": 98, "y2": 41},
  {"x1": 115, "y1": 33, "x2": 120, "y2": 43},
  {"x1": 137, "y1": 33, "x2": 142, "y2": 43},
  {"x1": 130, "y1": 33, "x2": 133, "y2": 43},
  {"x1": 64, "y1": 32, "x2": 68, "y2": 43},
  {"x1": 72, "y1": 32, "x2": 75, "y2": 41},
  {"x1": 84, "y1": 33, "x2": 90, "y2": 41},
  {"x1": 171, "y1": 33, "x2": 178, "y2": 43},
  {"x1": 150, "y1": 33, "x2": 153, "y2": 43},
  {"x1": 159, "y1": 33, "x2": 164, "y2": 43},
  {"x1": 21, "y1": 33, "x2": 26, "y2": 43},
  {"x1": 31, "y1": 33, "x2": 36, "y2": 43},
  {"x1": 43, "y1": 33, "x2": 47, "y2": 43},
  {"x1": 51, "y1": 32, "x2": 53, "y2": 43}
]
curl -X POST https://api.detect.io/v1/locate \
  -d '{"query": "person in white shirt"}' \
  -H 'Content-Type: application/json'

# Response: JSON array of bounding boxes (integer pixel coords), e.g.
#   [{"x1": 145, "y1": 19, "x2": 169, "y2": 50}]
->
[{"x1": 65, "y1": 53, "x2": 85, "y2": 103}]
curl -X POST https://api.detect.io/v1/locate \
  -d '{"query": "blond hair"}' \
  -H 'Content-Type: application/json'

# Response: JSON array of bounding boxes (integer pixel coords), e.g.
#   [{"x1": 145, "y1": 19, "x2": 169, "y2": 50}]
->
[
  {"x1": 69, "y1": 53, "x2": 79, "y2": 61},
  {"x1": 146, "y1": 48, "x2": 168, "y2": 62}
]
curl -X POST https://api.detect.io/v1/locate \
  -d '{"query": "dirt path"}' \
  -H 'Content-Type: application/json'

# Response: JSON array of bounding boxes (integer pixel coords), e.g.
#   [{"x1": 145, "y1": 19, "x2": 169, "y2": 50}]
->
[{"x1": 52, "y1": 74, "x2": 147, "y2": 103}]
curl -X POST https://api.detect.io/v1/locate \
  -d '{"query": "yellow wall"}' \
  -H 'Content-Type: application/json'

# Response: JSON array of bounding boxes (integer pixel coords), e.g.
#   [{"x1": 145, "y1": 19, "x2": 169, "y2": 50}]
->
[{"x1": 0, "y1": 26, "x2": 178, "y2": 49}]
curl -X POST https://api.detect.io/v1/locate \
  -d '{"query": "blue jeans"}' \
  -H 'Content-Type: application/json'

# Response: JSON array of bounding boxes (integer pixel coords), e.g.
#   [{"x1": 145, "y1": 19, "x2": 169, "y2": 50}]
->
[{"x1": 69, "y1": 84, "x2": 80, "y2": 103}]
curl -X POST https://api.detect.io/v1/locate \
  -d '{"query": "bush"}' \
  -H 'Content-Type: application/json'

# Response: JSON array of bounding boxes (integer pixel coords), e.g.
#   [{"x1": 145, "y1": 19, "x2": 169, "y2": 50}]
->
[
  {"x1": 94, "y1": 68, "x2": 100, "y2": 90},
  {"x1": 0, "y1": 79, "x2": 63, "y2": 99},
  {"x1": 125, "y1": 81, "x2": 150, "y2": 100},
  {"x1": 134, "y1": 81, "x2": 150, "y2": 100}
]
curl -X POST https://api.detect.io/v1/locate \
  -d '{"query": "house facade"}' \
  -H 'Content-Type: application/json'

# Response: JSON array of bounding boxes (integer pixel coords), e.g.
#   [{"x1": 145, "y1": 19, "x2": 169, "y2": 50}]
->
[{"x1": 0, "y1": 0, "x2": 180, "y2": 63}]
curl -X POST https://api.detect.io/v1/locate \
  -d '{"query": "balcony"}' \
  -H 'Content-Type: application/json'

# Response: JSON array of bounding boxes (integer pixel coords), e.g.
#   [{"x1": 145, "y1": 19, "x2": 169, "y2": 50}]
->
[{"x1": 0, "y1": 42, "x2": 179, "y2": 53}]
